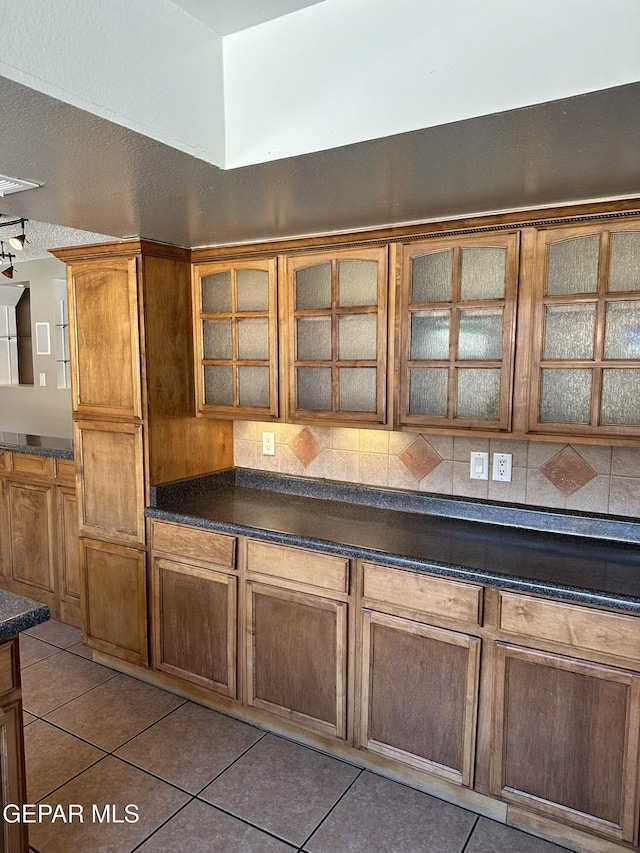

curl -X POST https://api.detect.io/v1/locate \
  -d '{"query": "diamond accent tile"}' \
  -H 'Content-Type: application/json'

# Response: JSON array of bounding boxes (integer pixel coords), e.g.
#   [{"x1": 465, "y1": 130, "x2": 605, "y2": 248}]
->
[
  {"x1": 398, "y1": 436, "x2": 442, "y2": 481},
  {"x1": 540, "y1": 445, "x2": 596, "y2": 497},
  {"x1": 288, "y1": 427, "x2": 323, "y2": 468}
]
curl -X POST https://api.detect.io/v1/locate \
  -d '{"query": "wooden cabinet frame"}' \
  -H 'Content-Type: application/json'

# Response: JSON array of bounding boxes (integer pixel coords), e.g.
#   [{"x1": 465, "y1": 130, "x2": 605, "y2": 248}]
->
[
  {"x1": 7, "y1": 479, "x2": 56, "y2": 596},
  {"x1": 284, "y1": 246, "x2": 389, "y2": 426},
  {"x1": 151, "y1": 555, "x2": 238, "y2": 698},
  {"x1": 396, "y1": 232, "x2": 519, "y2": 432},
  {"x1": 80, "y1": 538, "x2": 148, "y2": 666},
  {"x1": 74, "y1": 419, "x2": 146, "y2": 546},
  {"x1": 359, "y1": 609, "x2": 480, "y2": 786},
  {"x1": 192, "y1": 257, "x2": 279, "y2": 420},
  {"x1": 490, "y1": 642, "x2": 640, "y2": 843},
  {"x1": 67, "y1": 257, "x2": 143, "y2": 420},
  {"x1": 245, "y1": 580, "x2": 349, "y2": 740},
  {"x1": 522, "y1": 220, "x2": 640, "y2": 439}
]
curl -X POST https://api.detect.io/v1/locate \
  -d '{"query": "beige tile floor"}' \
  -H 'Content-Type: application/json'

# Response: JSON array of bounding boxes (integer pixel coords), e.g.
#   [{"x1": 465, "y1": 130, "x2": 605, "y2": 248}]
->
[{"x1": 19, "y1": 620, "x2": 571, "y2": 853}]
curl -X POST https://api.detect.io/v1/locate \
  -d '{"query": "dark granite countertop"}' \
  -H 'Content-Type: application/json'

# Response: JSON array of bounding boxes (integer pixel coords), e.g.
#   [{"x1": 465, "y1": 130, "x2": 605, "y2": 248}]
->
[
  {"x1": 147, "y1": 469, "x2": 640, "y2": 615},
  {"x1": 0, "y1": 590, "x2": 50, "y2": 640},
  {"x1": 0, "y1": 433, "x2": 73, "y2": 460}
]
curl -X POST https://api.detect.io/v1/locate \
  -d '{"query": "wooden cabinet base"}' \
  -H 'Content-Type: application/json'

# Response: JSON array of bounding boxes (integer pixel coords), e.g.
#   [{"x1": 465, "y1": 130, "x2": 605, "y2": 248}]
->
[
  {"x1": 491, "y1": 643, "x2": 640, "y2": 844},
  {"x1": 0, "y1": 637, "x2": 28, "y2": 853},
  {"x1": 81, "y1": 539, "x2": 148, "y2": 666},
  {"x1": 92, "y1": 648, "x2": 634, "y2": 853}
]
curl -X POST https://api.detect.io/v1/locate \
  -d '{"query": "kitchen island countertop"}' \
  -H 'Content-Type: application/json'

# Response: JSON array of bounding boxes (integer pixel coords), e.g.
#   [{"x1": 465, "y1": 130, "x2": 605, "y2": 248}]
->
[{"x1": 0, "y1": 590, "x2": 50, "y2": 639}]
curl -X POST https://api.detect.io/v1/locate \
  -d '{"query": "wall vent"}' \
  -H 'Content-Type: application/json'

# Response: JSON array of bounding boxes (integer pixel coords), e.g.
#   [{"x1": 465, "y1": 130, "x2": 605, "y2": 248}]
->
[{"x1": 0, "y1": 175, "x2": 41, "y2": 197}]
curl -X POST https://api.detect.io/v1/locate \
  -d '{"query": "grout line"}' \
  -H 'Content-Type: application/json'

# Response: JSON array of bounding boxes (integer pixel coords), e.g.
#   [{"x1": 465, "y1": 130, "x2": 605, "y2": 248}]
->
[
  {"x1": 128, "y1": 797, "x2": 195, "y2": 852},
  {"x1": 33, "y1": 752, "x2": 109, "y2": 805},
  {"x1": 188, "y1": 799, "x2": 304, "y2": 848},
  {"x1": 23, "y1": 664, "x2": 120, "y2": 718},
  {"x1": 459, "y1": 812, "x2": 480, "y2": 853},
  {"x1": 297, "y1": 768, "x2": 363, "y2": 851},
  {"x1": 192, "y1": 729, "x2": 269, "y2": 797},
  {"x1": 105, "y1": 698, "x2": 189, "y2": 754}
]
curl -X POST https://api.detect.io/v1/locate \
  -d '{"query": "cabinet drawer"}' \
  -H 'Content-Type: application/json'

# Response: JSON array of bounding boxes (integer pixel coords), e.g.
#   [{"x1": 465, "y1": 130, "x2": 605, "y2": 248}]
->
[
  {"x1": 246, "y1": 540, "x2": 349, "y2": 593},
  {"x1": 499, "y1": 592, "x2": 640, "y2": 662},
  {"x1": 0, "y1": 451, "x2": 10, "y2": 472},
  {"x1": 55, "y1": 458, "x2": 76, "y2": 485},
  {"x1": 11, "y1": 453, "x2": 54, "y2": 479},
  {"x1": 151, "y1": 520, "x2": 236, "y2": 569},
  {"x1": 363, "y1": 563, "x2": 483, "y2": 626}
]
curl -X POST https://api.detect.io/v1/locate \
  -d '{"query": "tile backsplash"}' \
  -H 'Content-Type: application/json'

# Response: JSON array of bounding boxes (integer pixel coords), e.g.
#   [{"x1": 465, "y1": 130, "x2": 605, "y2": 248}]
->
[{"x1": 233, "y1": 422, "x2": 640, "y2": 518}]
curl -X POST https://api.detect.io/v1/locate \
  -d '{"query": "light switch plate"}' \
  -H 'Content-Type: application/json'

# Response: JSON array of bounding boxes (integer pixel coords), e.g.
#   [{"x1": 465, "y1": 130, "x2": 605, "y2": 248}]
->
[{"x1": 470, "y1": 451, "x2": 489, "y2": 480}]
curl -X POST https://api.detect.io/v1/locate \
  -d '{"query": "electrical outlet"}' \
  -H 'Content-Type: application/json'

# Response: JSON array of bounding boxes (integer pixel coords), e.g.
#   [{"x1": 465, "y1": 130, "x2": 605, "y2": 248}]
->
[
  {"x1": 469, "y1": 451, "x2": 489, "y2": 480},
  {"x1": 492, "y1": 452, "x2": 512, "y2": 482},
  {"x1": 262, "y1": 432, "x2": 275, "y2": 456}
]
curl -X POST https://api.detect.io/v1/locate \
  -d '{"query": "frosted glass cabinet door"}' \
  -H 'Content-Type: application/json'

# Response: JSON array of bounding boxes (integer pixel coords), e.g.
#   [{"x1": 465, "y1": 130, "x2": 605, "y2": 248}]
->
[
  {"x1": 286, "y1": 246, "x2": 389, "y2": 425},
  {"x1": 398, "y1": 233, "x2": 519, "y2": 430},
  {"x1": 193, "y1": 259, "x2": 278, "y2": 420},
  {"x1": 527, "y1": 222, "x2": 640, "y2": 436}
]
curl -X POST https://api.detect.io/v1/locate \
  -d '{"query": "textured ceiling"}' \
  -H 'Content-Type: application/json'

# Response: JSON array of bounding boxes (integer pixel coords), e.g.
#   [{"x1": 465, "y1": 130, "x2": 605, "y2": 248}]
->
[
  {"x1": 1, "y1": 75, "x2": 640, "y2": 253},
  {"x1": 0, "y1": 214, "x2": 115, "y2": 262},
  {"x1": 169, "y1": 0, "x2": 326, "y2": 35}
]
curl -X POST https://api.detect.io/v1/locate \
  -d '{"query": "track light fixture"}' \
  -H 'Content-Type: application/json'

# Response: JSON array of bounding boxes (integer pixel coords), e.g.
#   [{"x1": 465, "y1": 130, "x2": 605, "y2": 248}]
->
[
  {"x1": 0, "y1": 217, "x2": 28, "y2": 252},
  {"x1": 0, "y1": 241, "x2": 16, "y2": 279}
]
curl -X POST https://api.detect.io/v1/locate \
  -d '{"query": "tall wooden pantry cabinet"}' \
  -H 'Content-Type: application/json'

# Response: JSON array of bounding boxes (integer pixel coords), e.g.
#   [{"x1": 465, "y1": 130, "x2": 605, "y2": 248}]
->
[{"x1": 51, "y1": 240, "x2": 233, "y2": 667}]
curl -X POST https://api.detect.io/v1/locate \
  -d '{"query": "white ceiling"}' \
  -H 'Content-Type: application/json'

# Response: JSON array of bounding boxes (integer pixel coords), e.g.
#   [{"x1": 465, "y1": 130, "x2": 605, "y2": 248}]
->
[
  {"x1": 0, "y1": 0, "x2": 639, "y2": 258},
  {"x1": 169, "y1": 0, "x2": 326, "y2": 35}
]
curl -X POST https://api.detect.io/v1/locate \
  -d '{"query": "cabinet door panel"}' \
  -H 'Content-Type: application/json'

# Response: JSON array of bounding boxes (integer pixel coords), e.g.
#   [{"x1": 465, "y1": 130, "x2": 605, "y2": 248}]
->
[
  {"x1": 68, "y1": 259, "x2": 142, "y2": 418},
  {"x1": 398, "y1": 233, "x2": 519, "y2": 431},
  {"x1": 75, "y1": 420, "x2": 145, "y2": 545},
  {"x1": 81, "y1": 539, "x2": 148, "y2": 666},
  {"x1": 193, "y1": 258, "x2": 278, "y2": 420},
  {"x1": 491, "y1": 643, "x2": 640, "y2": 843},
  {"x1": 152, "y1": 557, "x2": 237, "y2": 698},
  {"x1": 360, "y1": 611, "x2": 480, "y2": 786},
  {"x1": 246, "y1": 582, "x2": 348, "y2": 740},
  {"x1": 286, "y1": 246, "x2": 389, "y2": 426},
  {"x1": 527, "y1": 222, "x2": 640, "y2": 437},
  {"x1": 8, "y1": 481, "x2": 55, "y2": 593},
  {"x1": 0, "y1": 477, "x2": 9, "y2": 580},
  {"x1": 0, "y1": 700, "x2": 28, "y2": 852},
  {"x1": 57, "y1": 487, "x2": 81, "y2": 628}
]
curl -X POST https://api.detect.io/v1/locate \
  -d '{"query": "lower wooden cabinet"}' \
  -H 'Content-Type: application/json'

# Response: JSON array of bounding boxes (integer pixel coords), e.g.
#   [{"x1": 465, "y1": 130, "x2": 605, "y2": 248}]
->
[
  {"x1": 0, "y1": 478, "x2": 9, "y2": 580},
  {"x1": 491, "y1": 642, "x2": 640, "y2": 843},
  {"x1": 151, "y1": 556, "x2": 237, "y2": 698},
  {"x1": 0, "y1": 455, "x2": 80, "y2": 626},
  {"x1": 57, "y1": 487, "x2": 81, "y2": 628},
  {"x1": 359, "y1": 610, "x2": 480, "y2": 786},
  {"x1": 245, "y1": 581, "x2": 348, "y2": 740},
  {"x1": 0, "y1": 637, "x2": 28, "y2": 853},
  {"x1": 136, "y1": 527, "x2": 640, "y2": 853},
  {"x1": 7, "y1": 480, "x2": 56, "y2": 601},
  {"x1": 81, "y1": 538, "x2": 148, "y2": 666}
]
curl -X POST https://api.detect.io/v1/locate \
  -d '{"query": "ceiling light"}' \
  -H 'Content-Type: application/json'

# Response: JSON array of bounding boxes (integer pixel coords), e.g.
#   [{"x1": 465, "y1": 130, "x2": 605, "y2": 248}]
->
[
  {"x1": 0, "y1": 241, "x2": 16, "y2": 278},
  {"x1": 8, "y1": 231, "x2": 26, "y2": 251},
  {"x1": 0, "y1": 218, "x2": 28, "y2": 251}
]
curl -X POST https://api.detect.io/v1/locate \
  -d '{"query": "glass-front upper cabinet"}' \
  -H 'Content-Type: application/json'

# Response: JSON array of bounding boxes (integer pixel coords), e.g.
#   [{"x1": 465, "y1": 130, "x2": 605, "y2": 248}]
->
[
  {"x1": 527, "y1": 222, "x2": 640, "y2": 436},
  {"x1": 397, "y1": 233, "x2": 519, "y2": 431},
  {"x1": 193, "y1": 258, "x2": 278, "y2": 420},
  {"x1": 285, "y1": 246, "x2": 389, "y2": 425}
]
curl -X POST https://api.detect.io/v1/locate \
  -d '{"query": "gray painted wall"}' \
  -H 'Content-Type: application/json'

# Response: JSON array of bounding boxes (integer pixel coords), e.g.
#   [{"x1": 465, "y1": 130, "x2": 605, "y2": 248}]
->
[{"x1": 0, "y1": 256, "x2": 72, "y2": 438}]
